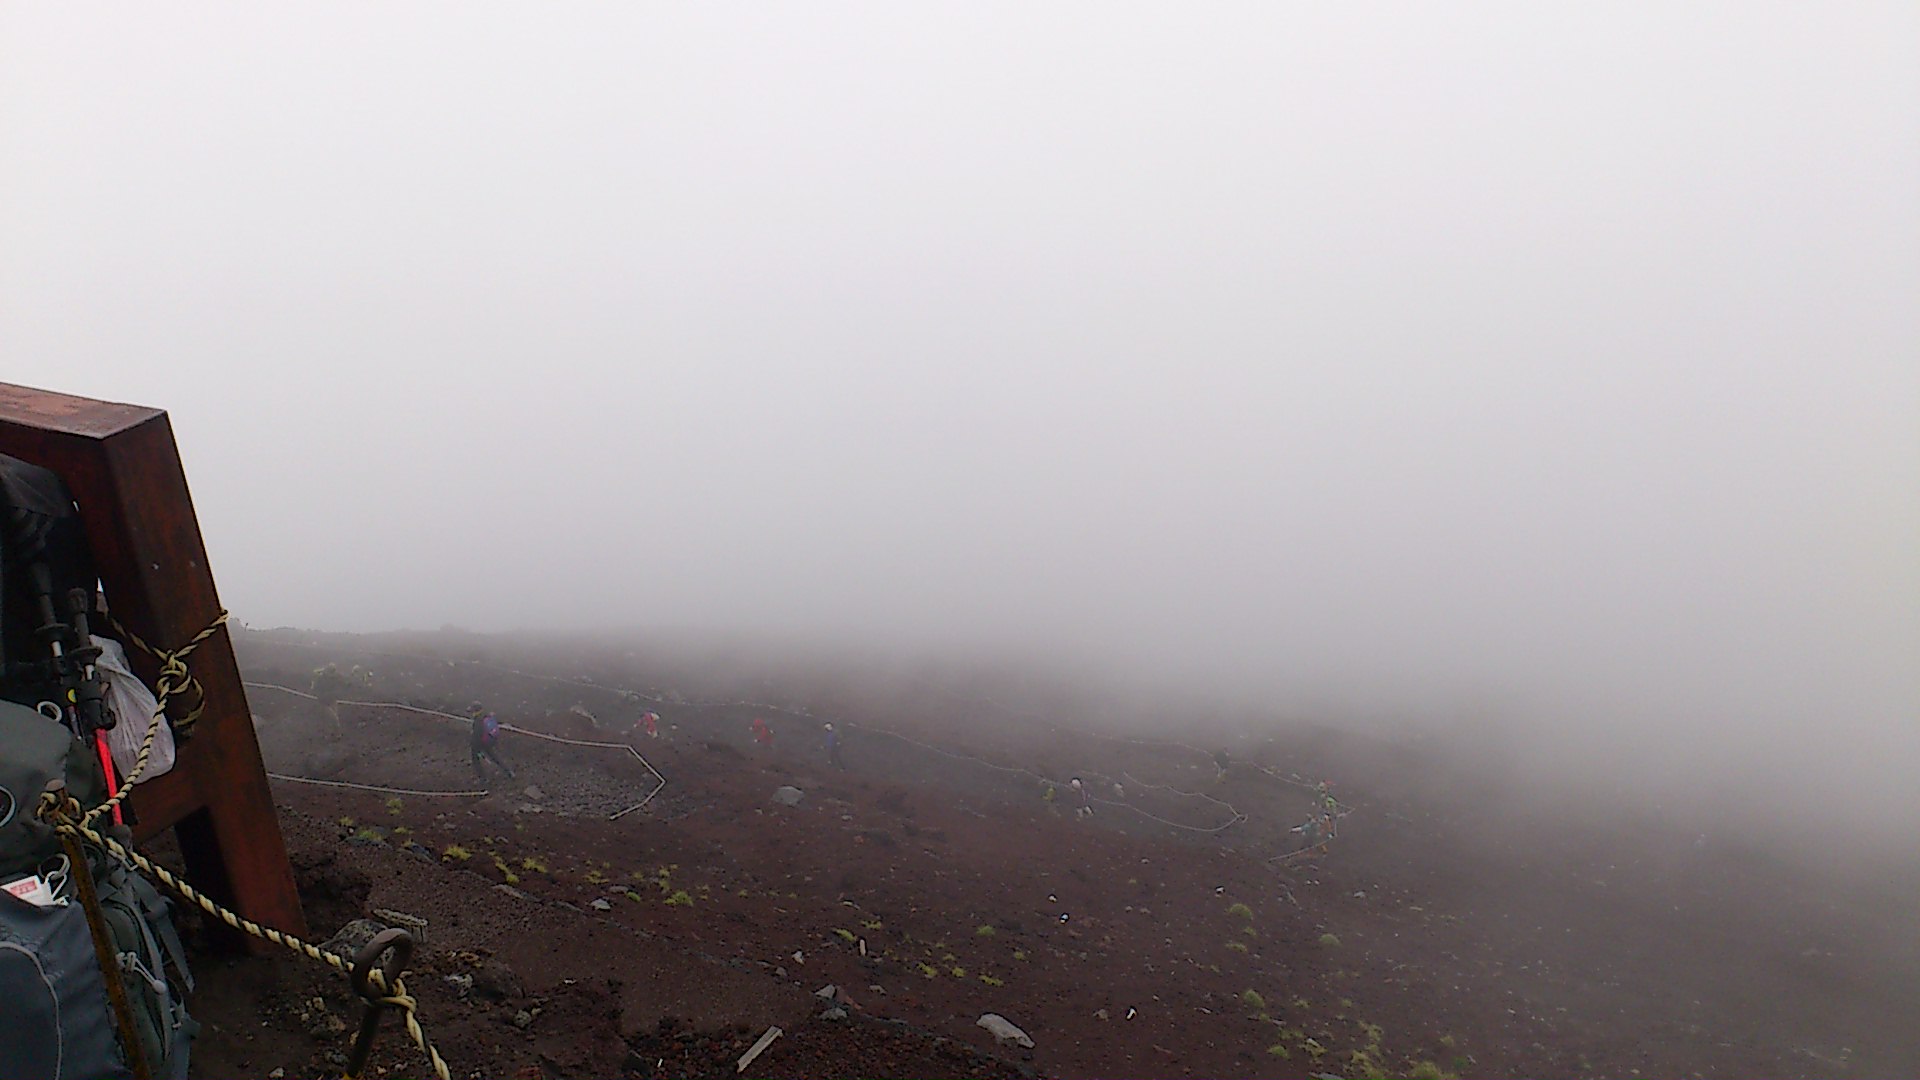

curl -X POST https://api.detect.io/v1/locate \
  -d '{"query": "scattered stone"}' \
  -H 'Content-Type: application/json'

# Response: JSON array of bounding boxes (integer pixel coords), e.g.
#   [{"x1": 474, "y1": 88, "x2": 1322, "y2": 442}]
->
[
  {"x1": 269, "y1": 1069, "x2": 285, "y2": 1079},
  {"x1": 977, "y1": 1013, "x2": 1034, "y2": 1049},
  {"x1": 319, "y1": 918, "x2": 390, "y2": 961},
  {"x1": 493, "y1": 884, "x2": 532, "y2": 902},
  {"x1": 306, "y1": 1006, "x2": 347, "y2": 1039},
  {"x1": 814, "y1": 984, "x2": 839, "y2": 1001},
  {"x1": 523, "y1": 785, "x2": 546, "y2": 801},
  {"x1": 774, "y1": 966, "x2": 787, "y2": 978},
  {"x1": 472, "y1": 959, "x2": 523, "y2": 1002},
  {"x1": 736, "y1": 1026, "x2": 783, "y2": 1073},
  {"x1": 372, "y1": 907, "x2": 428, "y2": 947},
  {"x1": 771, "y1": 786, "x2": 805, "y2": 807},
  {"x1": 444, "y1": 973, "x2": 473, "y2": 997},
  {"x1": 511, "y1": 1009, "x2": 534, "y2": 1030},
  {"x1": 822, "y1": 1006, "x2": 848, "y2": 1022},
  {"x1": 590, "y1": 898, "x2": 613, "y2": 912},
  {"x1": 868, "y1": 984, "x2": 885, "y2": 996}
]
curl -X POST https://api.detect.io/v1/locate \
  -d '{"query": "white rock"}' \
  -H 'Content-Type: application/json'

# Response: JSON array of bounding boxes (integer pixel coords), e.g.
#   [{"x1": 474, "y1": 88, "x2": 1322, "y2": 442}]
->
[{"x1": 977, "y1": 1013, "x2": 1034, "y2": 1049}]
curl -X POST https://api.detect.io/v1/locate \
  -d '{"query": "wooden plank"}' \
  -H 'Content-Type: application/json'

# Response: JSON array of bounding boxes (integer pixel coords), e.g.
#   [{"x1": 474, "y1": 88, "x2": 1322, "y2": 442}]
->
[{"x1": 0, "y1": 381, "x2": 307, "y2": 949}]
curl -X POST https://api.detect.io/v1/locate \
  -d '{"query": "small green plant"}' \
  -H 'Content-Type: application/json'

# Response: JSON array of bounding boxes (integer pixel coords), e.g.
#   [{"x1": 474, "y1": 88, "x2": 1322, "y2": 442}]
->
[
  {"x1": 502, "y1": 871, "x2": 520, "y2": 885},
  {"x1": 949, "y1": 965, "x2": 966, "y2": 978},
  {"x1": 1318, "y1": 933, "x2": 1342, "y2": 948},
  {"x1": 1349, "y1": 1047, "x2": 1386, "y2": 1074},
  {"x1": 1240, "y1": 989, "x2": 1266, "y2": 1011},
  {"x1": 521, "y1": 855, "x2": 549, "y2": 873},
  {"x1": 338, "y1": 816, "x2": 355, "y2": 828},
  {"x1": 384, "y1": 796, "x2": 404, "y2": 815},
  {"x1": 1266, "y1": 1044, "x2": 1290, "y2": 1059},
  {"x1": 625, "y1": 890, "x2": 645, "y2": 903},
  {"x1": 1226, "y1": 941, "x2": 1249, "y2": 953},
  {"x1": 1226, "y1": 902, "x2": 1254, "y2": 920},
  {"x1": 917, "y1": 962, "x2": 938, "y2": 979},
  {"x1": 1241, "y1": 925, "x2": 1258, "y2": 937},
  {"x1": 351, "y1": 827, "x2": 385, "y2": 843},
  {"x1": 1012, "y1": 950, "x2": 1027, "y2": 961},
  {"x1": 392, "y1": 825, "x2": 411, "y2": 836},
  {"x1": 442, "y1": 844, "x2": 472, "y2": 861},
  {"x1": 1409, "y1": 1061, "x2": 1449, "y2": 1080},
  {"x1": 975, "y1": 924, "x2": 996, "y2": 937},
  {"x1": 1292, "y1": 997, "x2": 1310, "y2": 1010},
  {"x1": 861, "y1": 919, "x2": 883, "y2": 931},
  {"x1": 663, "y1": 890, "x2": 694, "y2": 907},
  {"x1": 586, "y1": 868, "x2": 608, "y2": 885},
  {"x1": 834, "y1": 928, "x2": 857, "y2": 943},
  {"x1": 979, "y1": 974, "x2": 1004, "y2": 987},
  {"x1": 1438, "y1": 1035, "x2": 1456, "y2": 1049},
  {"x1": 1303, "y1": 1037, "x2": 1326, "y2": 1060}
]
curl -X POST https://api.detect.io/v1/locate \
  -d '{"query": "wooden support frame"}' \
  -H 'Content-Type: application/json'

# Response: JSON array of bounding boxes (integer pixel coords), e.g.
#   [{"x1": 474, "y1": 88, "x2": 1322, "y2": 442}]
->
[{"x1": 0, "y1": 381, "x2": 306, "y2": 949}]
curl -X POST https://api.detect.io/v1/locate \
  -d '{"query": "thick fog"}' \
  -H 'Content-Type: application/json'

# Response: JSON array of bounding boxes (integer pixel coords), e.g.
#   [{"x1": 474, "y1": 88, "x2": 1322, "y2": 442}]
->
[{"x1": 3, "y1": 7, "x2": 1916, "y2": 835}]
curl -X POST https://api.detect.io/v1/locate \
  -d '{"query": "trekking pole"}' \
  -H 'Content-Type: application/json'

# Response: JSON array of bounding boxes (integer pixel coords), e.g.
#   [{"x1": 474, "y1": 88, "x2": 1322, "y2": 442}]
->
[
  {"x1": 344, "y1": 927, "x2": 416, "y2": 1080},
  {"x1": 51, "y1": 790, "x2": 153, "y2": 1080}
]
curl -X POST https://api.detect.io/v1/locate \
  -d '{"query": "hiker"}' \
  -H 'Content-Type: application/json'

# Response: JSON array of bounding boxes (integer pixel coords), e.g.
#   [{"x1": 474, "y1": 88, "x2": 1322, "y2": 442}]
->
[
  {"x1": 1294, "y1": 812, "x2": 1329, "y2": 856},
  {"x1": 469, "y1": 702, "x2": 515, "y2": 784},
  {"x1": 824, "y1": 722, "x2": 846, "y2": 770},
  {"x1": 640, "y1": 711, "x2": 659, "y2": 739},
  {"x1": 1069, "y1": 777, "x2": 1093, "y2": 818},
  {"x1": 751, "y1": 716, "x2": 774, "y2": 751},
  {"x1": 1317, "y1": 780, "x2": 1340, "y2": 817}
]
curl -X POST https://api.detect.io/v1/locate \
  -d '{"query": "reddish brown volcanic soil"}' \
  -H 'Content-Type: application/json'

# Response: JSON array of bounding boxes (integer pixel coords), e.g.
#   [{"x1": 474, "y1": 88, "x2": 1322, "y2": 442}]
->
[{"x1": 158, "y1": 627, "x2": 1920, "y2": 1079}]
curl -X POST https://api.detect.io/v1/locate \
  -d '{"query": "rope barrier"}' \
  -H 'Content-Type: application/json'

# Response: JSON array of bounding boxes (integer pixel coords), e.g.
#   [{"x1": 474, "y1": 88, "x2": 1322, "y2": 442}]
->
[
  {"x1": 243, "y1": 637, "x2": 1353, "y2": 844},
  {"x1": 244, "y1": 683, "x2": 670, "y2": 818},
  {"x1": 50, "y1": 613, "x2": 452, "y2": 1079},
  {"x1": 42, "y1": 795, "x2": 452, "y2": 1080},
  {"x1": 267, "y1": 773, "x2": 490, "y2": 799}
]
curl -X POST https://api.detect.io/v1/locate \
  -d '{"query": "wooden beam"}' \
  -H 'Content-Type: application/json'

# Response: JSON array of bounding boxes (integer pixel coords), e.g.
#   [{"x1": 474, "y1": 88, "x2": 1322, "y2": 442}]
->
[{"x1": 0, "y1": 381, "x2": 306, "y2": 950}]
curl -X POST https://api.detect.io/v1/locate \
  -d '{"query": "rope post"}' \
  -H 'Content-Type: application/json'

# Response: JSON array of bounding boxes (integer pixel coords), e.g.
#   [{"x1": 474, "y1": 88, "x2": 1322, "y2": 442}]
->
[{"x1": 344, "y1": 928, "x2": 415, "y2": 1080}]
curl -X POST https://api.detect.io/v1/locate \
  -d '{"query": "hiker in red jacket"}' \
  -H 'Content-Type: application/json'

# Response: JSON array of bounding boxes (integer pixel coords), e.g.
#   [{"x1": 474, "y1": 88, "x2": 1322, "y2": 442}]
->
[
  {"x1": 752, "y1": 716, "x2": 774, "y2": 751},
  {"x1": 640, "y1": 711, "x2": 659, "y2": 739}
]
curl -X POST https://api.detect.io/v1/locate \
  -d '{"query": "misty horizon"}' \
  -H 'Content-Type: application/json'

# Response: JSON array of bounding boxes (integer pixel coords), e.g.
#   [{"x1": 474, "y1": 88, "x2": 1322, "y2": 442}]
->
[{"x1": 4, "y1": 7, "x2": 1915, "y2": 838}]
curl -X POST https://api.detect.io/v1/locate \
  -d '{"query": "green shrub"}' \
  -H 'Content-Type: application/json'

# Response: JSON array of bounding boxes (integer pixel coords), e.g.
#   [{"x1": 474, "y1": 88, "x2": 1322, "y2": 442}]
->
[
  {"x1": 1318, "y1": 933, "x2": 1341, "y2": 948},
  {"x1": 1241, "y1": 989, "x2": 1266, "y2": 1011},
  {"x1": 975, "y1": 925, "x2": 996, "y2": 937},
  {"x1": 1226, "y1": 902, "x2": 1254, "y2": 920}
]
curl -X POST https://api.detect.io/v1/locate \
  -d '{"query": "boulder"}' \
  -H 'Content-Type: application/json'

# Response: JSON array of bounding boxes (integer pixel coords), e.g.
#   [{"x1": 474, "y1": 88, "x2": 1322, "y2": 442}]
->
[
  {"x1": 977, "y1": 1013, "x2": 1034, "y2": 1049},
  {"x1": 771, "y1": 786, "x2": 805, "y2": 807}
]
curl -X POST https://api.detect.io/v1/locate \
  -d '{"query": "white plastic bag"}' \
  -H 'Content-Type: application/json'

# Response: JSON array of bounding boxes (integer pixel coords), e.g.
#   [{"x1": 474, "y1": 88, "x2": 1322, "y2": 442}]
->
[{"x1": 92, "y1": 635, "x2": 176, "y2": 783}]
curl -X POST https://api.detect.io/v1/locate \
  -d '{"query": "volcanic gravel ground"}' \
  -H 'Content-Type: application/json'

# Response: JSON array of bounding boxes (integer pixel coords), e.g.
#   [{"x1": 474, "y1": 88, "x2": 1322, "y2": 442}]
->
[{"x1": 153, "y1": 628, "x2": 1920, "y2": 1079}]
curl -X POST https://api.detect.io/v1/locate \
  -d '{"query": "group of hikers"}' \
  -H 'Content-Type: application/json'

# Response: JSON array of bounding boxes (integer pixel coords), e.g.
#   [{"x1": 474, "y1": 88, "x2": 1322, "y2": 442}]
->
[
  {"x1": 1290, "y1": 780, "x2": 1343, "y2": 857},
  {"x1": 462, "y1": 696, "x2": 1338, "y2": 860},
  {"x1": 463, "y1": 702, "x2": 849, "y2": 786},
  {"x1": 749, "y1": 716, "x2": 847, "y2": 768}
]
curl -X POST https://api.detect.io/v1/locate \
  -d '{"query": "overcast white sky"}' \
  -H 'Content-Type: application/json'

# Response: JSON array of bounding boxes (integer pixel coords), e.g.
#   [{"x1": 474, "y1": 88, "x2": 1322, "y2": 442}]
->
[{"x1": 2, "y1": 5, "x2": 1916, "y2": 813}]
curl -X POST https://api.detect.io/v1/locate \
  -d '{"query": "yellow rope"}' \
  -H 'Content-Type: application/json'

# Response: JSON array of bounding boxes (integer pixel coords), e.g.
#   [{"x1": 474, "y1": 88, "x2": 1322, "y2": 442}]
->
[
  {"x1": 52, "y1": 611, "x2": 452, "y2": 1080},
  {"x1": 84, "y1": 611, "x2": 229, "y2": 831}
]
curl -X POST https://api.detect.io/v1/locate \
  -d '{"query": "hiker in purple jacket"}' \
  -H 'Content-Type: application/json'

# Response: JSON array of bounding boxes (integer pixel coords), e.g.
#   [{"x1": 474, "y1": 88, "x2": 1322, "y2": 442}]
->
[{"x1": 468, "y1": 702, "x2": 516, "y2": 785}]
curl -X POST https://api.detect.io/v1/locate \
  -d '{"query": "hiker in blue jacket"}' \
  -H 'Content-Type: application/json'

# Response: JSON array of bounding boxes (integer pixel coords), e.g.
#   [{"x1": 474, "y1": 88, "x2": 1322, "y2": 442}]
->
[
  {"x1": 824, "y1": 722, "x2": 847, "y2": 770},
  {"x1": 469, "y1": 702, "x2": 515, "y2": 784}
]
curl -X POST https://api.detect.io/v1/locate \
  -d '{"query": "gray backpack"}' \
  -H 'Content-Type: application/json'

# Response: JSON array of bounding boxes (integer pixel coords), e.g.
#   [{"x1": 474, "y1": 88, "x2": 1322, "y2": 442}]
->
[{"x1": 0, "y1": 697, "x2": 196, "y2": 1079}]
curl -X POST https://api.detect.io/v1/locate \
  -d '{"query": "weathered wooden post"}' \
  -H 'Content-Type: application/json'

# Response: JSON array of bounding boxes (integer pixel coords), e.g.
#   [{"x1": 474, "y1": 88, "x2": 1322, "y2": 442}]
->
[{"x1": 0, "y1": 381, "x2": 306, "y2": 948}]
